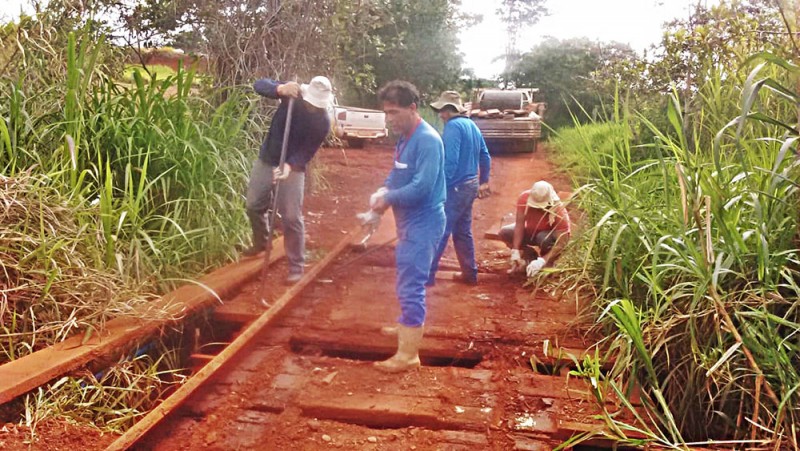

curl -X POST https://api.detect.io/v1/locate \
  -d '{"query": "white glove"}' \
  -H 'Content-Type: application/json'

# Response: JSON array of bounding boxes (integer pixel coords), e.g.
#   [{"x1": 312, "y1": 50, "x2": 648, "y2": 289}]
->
[
  {"x1": 273, "y1": 164, "x2": 291, "y2": 181},
  {"x1": 369, "y1": 187, "x2": 388, "y2": 209},
  {"x1": 526, "y1": 257, "x2": 546, "y2": 277},
  {"x1": 356, "y1": 210, "x2": 381, "y2": 227},
  {"x1": 356, "y1": 210, "x2": 382, "y2": 235},
  {"x1": 508, "y1": 249, "x2": 525, "y2": 274}
]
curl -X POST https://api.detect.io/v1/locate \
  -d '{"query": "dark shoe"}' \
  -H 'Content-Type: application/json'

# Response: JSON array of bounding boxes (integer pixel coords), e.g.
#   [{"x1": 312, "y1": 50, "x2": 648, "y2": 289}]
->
[
  {"x1": 241, "y1": 243, "x2": 265, "y2": 257},
  {"x1": 285, "y1": 272, "x2": 303, "y2": 284},
  {"x1": 453, "y1": 272, "x2": 478, "y2": 285}
]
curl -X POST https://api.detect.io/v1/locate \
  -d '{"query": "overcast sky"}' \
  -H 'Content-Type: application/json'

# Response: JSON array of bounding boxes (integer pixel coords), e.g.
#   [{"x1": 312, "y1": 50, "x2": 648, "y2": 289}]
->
[
  {"x1": 460, "y1": 0, "x2": 719, "y2": 78},
  {"x1": 2, "y1": 0, "x2": 718, "y2": 79},
  {"x1": 1, "y1": 0, "x2": 28, "y2": 20}
]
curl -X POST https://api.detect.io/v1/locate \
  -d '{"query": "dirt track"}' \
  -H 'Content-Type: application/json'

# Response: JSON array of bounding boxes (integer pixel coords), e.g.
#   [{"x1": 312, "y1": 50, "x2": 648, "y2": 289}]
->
[
  {"x1": 132, "y1": 144, "x2": 609, "y2": 450},
  {"x1": 1, "y1": 144, "x2": 611, "y2": 450}
]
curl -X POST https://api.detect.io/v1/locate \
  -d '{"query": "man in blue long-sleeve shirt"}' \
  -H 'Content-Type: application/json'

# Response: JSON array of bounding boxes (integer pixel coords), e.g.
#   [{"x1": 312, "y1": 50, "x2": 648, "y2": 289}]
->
[
  {"x1": 243, "y1": 76, "x2": 332, "y2": 284},
  {"x1": 426, "y1": 91, "x2": 491, "y2": 286},
  {"x1": 370, "y1": 80, "x2": 446, "y2": 373}
]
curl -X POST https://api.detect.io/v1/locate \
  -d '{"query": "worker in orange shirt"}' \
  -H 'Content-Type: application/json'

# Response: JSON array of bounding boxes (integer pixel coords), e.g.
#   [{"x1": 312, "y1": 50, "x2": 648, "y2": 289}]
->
[{"x1": 499, "y1": 180, "x2": 571, "y2": 277}]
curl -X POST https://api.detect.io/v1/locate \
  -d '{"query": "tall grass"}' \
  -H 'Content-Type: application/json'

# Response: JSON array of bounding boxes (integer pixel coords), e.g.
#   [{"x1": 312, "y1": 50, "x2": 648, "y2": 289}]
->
[
  {"x1": 23, "y1": 341, "x2": 186, "y2": 436},
  {"x1": 0, "y1": 26, "x2": 262, "y2": 362},
  {"x1": 552, "y1": 56, "x2": 800, "y2": 447}
]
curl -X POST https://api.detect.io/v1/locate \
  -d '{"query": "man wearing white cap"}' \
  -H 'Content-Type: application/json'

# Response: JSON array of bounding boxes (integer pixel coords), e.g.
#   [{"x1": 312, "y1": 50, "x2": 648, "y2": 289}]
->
[
  {"x1": 498, "y1": 180, "x2": 571, "y2": 277},
  {"x1": 243, "y1": 75, "x2": 333, "y2": 284}
]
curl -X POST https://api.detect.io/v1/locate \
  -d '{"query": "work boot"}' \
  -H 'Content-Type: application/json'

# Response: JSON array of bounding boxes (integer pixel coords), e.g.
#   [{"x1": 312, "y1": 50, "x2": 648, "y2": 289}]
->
[
  {"x1": 453, "y1": 271, "x2": 478, "y2": 285},
  {"x1": 380, "y1": 325, "x2": 398, "y2": 336},
  {"x1": 375, "y1": 325, "x2": 423, "y2": 373},
  {"x1": 285, "y1": 271, "x2": 303, "y2": 285},
  {"x1": 241, "y1": 243, "x2": 266, "y2": 257}
]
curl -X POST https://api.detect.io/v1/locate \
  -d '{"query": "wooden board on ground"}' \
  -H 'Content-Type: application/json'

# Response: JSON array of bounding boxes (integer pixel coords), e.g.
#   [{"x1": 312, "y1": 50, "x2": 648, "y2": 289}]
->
[
  {"x1": 0, "y1": 238, "x2": 286, "y2": 406},
  {"x1": 106, "y1": 227, "x2": 360, "y2": 451},
  {"x1": 292, "y1": 361, "x2": 496, "y2": 432}
]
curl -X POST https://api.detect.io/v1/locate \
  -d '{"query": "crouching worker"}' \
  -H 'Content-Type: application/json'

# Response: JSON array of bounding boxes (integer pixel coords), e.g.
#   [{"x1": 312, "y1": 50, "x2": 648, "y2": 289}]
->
[
  {"x1": 500, "y1": 180, "x2": 571, "y2": 277},
  {"x1": 368, "y1": 80, "x2": 446, "y2": 373}
]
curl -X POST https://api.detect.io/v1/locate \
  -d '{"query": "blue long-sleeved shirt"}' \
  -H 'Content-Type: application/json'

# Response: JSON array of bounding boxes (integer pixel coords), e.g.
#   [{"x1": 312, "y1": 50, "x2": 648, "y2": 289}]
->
[
  {"x1": 253, "y1": 79, "x2": 330, "y2": 171},
  {"x1": 384, "y1": 120, "x2": 446, "y2": 226},
  {"x1": 441, "y1": 116, "x2": 491, "y2": 187}
]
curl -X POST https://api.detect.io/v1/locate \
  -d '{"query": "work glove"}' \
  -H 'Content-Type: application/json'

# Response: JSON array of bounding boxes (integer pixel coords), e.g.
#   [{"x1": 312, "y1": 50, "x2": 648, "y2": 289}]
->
[
  {"x1": 369, "y1": 187, "x2": 388, "y2": 209},
  {"x1": 508, "y1": 249, "x2": 525, "y2": 274},
  {"x1": 526, "y1": 257, "x2": 546, "y2": 277},
  {"x1": 356, "y1": 210, "x2": 381, "y2": 227},
  {"x1": 356, "y1": 210, "x2": 382, "y2": 234},
  {"x1": 478, "y1": 183, "x2": 491, "y2": 199},
  {"x1": 273, "y1": 164, "x2": 292, "y2": 182}
]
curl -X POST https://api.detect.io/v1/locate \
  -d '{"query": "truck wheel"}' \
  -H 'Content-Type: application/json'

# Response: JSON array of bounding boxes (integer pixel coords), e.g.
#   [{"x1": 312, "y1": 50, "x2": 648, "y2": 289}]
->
[{"x1": 348, "y1": 138, "x2": 365, "y2": 149}]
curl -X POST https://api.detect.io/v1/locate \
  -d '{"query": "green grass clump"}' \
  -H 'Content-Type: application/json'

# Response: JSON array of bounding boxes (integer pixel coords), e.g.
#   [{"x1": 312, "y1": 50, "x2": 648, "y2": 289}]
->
[
  {"x1": 0, "y1": 28, "x2": 262, "y2": 360},
  {"x1": 23, "y1": 342, "x2": 185, "y2": 436},
  {"x1": 551, "y1": 56, "x2": 800, "y2": 447}
]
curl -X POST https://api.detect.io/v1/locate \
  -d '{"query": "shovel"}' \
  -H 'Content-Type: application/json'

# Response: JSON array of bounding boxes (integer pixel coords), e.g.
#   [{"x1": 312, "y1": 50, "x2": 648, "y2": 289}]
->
[{"x1": 259, "y1": 97, "x2": 295, "y2": 305}]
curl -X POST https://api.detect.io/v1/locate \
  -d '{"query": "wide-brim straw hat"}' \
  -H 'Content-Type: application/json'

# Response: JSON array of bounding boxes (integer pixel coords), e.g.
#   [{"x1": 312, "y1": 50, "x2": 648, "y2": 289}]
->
[
  {"x1": 527, "y1": 181, "x2": 561, "y2": 209},
  {"x1": 430, "y1": 90, "x2": 467, "y2": 114},
  {"x1": 301, "y1": 75, "x2": 334, "y2": 109}
]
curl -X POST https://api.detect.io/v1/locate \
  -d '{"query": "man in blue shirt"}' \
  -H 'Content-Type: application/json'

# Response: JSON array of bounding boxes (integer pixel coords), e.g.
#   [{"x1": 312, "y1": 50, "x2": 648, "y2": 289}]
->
[
  {"x1": 243, "y1": 76, "x2": 333, "y2": 285},
  {"x1": 426, "y1": 91, "x2": 491, "y2": 286},
  {"x1": 369, "y1": 80, "x2": 446, "y2": 373}
]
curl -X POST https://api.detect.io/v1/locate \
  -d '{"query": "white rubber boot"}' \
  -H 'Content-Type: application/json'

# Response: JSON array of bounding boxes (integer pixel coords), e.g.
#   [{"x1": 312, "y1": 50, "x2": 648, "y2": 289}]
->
[
  {"x1": 380, "y1": 325, "x2": 398, "y2": 336},
  {"x1": 375, "y1": 325, "x2": 423, "y2": 373}
]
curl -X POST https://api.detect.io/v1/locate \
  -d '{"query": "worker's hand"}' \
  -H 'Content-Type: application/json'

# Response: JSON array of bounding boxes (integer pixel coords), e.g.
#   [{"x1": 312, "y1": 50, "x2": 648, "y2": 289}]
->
[
  {"x1": 277, "y1": 82, "x2": 301, "y2": 98},
  {"x1": 526, "y1": 257, "x2": 546, "y2": 277},
  {"x1": 272, "y1": 164, "x2": 292, "y2": 182},
  {"x1": 508, "y1": 249, "x2": 525, "y2": 274},
  {"x1": 356, "y1": 210, "x2": 382, "y2": 230},
  {"x1": 478, "y1": 183, "x2": 491, "y2": 199},
  {"x1": 372, "y1": 194, "x2": 389, "y2": 213},
  {"x1": 369, "y1": 187, "x2": 388, "y2": 209}
]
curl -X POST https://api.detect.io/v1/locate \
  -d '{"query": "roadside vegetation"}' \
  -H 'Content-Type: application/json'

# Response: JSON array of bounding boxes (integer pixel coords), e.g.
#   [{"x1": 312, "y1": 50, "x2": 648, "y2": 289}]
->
[
  {"x1": 2, "y1": 0, "x2": 798, "y2": 448},
  {"x1": 544, "y1": 1, "x2": 800, "y2": 447}
]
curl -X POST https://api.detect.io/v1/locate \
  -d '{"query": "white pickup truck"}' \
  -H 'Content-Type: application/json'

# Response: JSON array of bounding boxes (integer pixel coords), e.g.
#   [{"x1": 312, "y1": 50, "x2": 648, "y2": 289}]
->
[{"x1": 329, "y1": 102, "x2": 388, "y2": 148}]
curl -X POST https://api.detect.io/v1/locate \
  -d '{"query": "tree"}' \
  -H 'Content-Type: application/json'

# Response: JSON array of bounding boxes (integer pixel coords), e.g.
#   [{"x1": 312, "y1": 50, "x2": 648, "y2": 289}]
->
[
  {"x1": 504, "y1": 37, "x2": 636, "y2": 129},
  {"x1": 496, "y1": 0, "x2": 548, "y2": 72},
  {"x1": 360, "y1": 0, "x2": 465, "y2": 105}
]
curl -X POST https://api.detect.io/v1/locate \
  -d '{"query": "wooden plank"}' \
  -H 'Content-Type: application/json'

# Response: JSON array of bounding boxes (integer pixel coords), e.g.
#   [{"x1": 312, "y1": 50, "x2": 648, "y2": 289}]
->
[
  {"x1": 0, "y1": 238, "x2": 285, "y2": 406},
  {"x1": 289, "y1": 328, "x2": 485, "y2": 363},
  {"x1": 296, "y1": 392, "x2": 491, "y2": 431},
  {"x1": 106, "y1": 226, "x2": 360, "y2": 451},
  {"x1": 434, "y1": 270, "x2": 508, "y2": 283}
]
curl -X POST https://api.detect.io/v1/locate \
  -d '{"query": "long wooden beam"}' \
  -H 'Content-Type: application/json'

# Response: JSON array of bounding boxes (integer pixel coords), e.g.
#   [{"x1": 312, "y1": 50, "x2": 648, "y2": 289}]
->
[
  {"x1": 0, "y1": 239, "x2": 285, "y2": 405},
  {"x1": 106, "y1": 226, "x2": 364, "y2": 451}
]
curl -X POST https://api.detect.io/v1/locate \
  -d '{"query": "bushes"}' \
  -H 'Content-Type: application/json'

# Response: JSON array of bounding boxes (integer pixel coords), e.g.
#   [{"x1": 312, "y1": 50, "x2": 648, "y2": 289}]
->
[
  {"x1": 0, "y1": 29, "x2": 261, "y2": 361},
  {"x1": 552, "y1": 56, "x2": 800, "y2": 446}
]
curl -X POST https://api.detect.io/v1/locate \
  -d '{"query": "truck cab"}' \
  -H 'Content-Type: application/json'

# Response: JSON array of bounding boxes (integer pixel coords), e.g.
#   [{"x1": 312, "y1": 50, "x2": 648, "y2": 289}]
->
[{"x1": 329, "y1": 99, "x2": 388, "y2": 148}]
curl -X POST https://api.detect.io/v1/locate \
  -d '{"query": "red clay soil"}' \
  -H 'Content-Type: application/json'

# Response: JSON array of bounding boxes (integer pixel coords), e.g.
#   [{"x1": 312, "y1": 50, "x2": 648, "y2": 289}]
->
[{"x1": 1, "y1": 143, "x2": 608, "y2": 450}]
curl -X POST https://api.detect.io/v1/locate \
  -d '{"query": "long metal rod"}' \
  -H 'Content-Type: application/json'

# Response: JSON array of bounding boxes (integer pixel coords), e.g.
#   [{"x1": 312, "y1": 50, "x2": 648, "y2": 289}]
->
[{"x1": 259, "y1": 97, "x2": 295, "y2": 303}]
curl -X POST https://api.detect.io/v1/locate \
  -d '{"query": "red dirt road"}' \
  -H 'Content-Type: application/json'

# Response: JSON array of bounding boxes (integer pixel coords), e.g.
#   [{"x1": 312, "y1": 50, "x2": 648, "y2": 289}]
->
[{"x1": 2, "y1": 144, "x2": 606, "y2": 450}]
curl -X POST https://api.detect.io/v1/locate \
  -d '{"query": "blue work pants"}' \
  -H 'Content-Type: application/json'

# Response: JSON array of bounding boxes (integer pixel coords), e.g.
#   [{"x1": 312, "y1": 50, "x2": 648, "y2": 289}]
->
[
  {"x1": 427, "y1": 177, "x2": 479, "y2": 284},
  {"x1": 395, "y1": 208, "x2": 446, "y2": 327}
]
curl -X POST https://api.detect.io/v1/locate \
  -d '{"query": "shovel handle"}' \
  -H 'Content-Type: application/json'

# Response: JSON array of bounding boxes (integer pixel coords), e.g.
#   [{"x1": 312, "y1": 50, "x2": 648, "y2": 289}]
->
[{"x1": 259, "y1": 96, "x2": 296, "y2": 302}]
